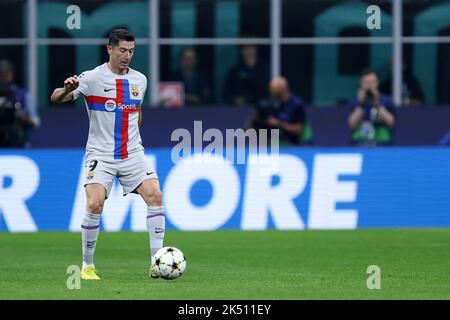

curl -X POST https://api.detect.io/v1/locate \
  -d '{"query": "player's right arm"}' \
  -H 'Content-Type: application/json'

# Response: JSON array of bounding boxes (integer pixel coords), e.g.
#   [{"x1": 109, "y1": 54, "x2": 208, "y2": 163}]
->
[{"x1": 50, "y1": 75, "x2": 80, "y2": 104}]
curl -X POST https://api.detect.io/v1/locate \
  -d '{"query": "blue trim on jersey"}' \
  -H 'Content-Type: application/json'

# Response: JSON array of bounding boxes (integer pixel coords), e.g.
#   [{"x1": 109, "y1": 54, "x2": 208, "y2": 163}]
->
[
  {"x1": 109, "y1": 79, "x2": 141, "y2": 159},
  {"x1": 114, "y1": 108, "x2": 123, "y2": 159},
  {"x1": 114, "y1": 80, "x2": 129, "y2": 159},
  {"x1": 81, "y1": 225, "x2": 99, "y2": 230},
  {"x1": 122, "y1": 79, "x2": 130, "y2": 102},
  {"x1": 88, "y1": 103, "x2": 108, "y2": 112},
  {"x1": 124, "y1": 81, "x2": 142, "y2": 105}
]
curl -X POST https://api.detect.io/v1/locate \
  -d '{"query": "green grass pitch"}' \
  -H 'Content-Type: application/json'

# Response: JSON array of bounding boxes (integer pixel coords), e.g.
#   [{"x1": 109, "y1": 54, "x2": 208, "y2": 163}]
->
[{"x1": 0, "y1": 229, "x2": 448, "y2": 299}]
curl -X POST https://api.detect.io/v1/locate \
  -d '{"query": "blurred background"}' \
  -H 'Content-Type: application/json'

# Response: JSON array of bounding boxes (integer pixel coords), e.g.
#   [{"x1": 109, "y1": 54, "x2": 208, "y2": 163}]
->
[
  {"x1": 0, "y1": 0, "x2": 449, "y2": 231},
  {"x1": 0, "y1": 0, "x2": 449, "y2": 147}
]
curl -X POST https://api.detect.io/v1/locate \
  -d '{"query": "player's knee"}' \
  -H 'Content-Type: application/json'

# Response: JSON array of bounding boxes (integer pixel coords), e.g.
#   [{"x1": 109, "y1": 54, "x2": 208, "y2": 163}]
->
[
  {"x1": 147, "y1": 190, "x2": 163, "y2": 206},
  {"x1": 86, "y1": 198, "x2": 104, "y2": 214}
]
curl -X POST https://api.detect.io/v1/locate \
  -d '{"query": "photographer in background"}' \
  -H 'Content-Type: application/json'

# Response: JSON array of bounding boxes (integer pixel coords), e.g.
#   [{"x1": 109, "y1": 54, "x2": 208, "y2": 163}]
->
[
  {"x1": 0, "y1": 59, "x2": 40, "y2": 148},
  {"x1": 348, "y1": 68, "x2": 396, "y2": 146},
  {"x1": 224, "y1": 44, "x2": 270, "y2": 107},
  {"x1": 171, "y1": 47, "x2": 210, "y2": 106},
  {"x1": 248, "y1": 76, "x2": 307, "y2": 146}
]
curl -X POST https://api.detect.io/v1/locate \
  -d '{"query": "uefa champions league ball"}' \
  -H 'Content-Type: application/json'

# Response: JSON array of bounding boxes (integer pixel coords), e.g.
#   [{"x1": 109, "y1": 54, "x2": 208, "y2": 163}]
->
[{"x1": 152, "y1": 246, "x2": 187, "y2": 280}]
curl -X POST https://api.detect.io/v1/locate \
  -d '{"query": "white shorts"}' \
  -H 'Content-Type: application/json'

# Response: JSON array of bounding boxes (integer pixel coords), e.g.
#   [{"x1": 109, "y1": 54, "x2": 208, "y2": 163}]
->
[{"x1": 83, "y1": 151, "x2": 158, "y2": 198}]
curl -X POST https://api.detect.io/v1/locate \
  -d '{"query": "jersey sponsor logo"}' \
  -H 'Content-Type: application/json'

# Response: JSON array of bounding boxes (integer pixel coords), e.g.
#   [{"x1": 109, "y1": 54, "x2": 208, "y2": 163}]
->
[
  {"x1": 117, "y1": 103, "x2": 139, "y2": 110},
  {"x1": 104, "y1": 99, "x2": 117, "y2": 111},
  {"x1": 130, "y1": 85, "x2": 139, "y2": 97},
  {"x1": 104, "y1": 99, "x2": 139, "y2": 112}
]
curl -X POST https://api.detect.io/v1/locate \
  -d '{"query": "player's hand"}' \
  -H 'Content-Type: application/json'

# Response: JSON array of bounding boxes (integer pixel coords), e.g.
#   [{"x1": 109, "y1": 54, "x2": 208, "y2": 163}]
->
[
  {"x1": 63, "y1": 75, "x2": 79, "y2": 93},
  {"x1": 357, "y1": 88, "x2": 366, "y2": 104},
  {"x1": 267, "y1": 116, "x2": 281, "y2": 128}
]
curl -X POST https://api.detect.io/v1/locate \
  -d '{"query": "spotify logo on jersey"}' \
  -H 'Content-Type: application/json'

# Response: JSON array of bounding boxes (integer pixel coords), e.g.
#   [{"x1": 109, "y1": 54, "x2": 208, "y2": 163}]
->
[{"x1": 104, "y1": 100, "x2": 117, "y2": 111}]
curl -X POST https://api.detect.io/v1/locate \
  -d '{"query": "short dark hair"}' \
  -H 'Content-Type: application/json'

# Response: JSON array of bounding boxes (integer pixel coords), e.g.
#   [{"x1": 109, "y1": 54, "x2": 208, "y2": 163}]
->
[
  {"x1": 361, "y1": 68, "x2": 376, "y2": 77},
  {"x1": 108, "y1": 28, "x2": 135, "y2": 47}
]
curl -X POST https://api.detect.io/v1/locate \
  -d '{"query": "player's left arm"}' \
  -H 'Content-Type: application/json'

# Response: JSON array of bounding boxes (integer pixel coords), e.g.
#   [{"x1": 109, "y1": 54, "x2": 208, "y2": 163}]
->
[{"x1": 138, "y1": 107, "x2": 142, "y2": 129}]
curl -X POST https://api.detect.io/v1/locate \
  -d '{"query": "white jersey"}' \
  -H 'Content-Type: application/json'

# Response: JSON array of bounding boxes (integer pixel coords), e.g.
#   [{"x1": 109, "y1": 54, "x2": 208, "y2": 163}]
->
[{"x1": 73, "y1": 63, "x2": 147, "y2": 160}]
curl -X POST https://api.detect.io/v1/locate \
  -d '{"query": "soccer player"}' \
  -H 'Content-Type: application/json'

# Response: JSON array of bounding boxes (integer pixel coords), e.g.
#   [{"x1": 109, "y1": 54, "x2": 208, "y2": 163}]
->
[{"x1": 50, "y1": 29, "x2": 164, "y2": 280}]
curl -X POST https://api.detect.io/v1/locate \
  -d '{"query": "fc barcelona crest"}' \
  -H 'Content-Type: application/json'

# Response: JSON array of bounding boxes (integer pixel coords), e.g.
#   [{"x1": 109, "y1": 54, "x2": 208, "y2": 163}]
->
[{"x1": 130, "y1": 85, "x2": 139, "y2": 97}]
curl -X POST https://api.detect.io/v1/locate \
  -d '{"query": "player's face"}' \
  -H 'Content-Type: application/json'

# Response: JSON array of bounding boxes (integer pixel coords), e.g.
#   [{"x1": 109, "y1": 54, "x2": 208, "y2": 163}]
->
[{"x1": 108, "y1": 41, "x2": 135, "y2": 70}]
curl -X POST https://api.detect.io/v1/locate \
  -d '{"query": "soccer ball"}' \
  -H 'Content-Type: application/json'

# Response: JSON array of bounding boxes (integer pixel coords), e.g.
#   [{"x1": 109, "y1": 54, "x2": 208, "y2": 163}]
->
[{"x1": 152, "y1": 246, "x2": 186, "y2": 280}]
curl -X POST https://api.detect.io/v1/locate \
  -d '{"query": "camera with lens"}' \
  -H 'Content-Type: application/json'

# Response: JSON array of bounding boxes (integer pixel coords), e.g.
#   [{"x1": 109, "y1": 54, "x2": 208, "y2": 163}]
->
[
  {"x1": 0, "y1": 82, "x2": 26, "y2": 147},
  {"x1": 0, "y1": 83, "x2": 18, "y2": 124},
  {"x1": 251, "y1": 99, "x2": 276, "y2": 130},
  {"x1": 365, "y1": 89, "x2": 374, "y2": 104}
]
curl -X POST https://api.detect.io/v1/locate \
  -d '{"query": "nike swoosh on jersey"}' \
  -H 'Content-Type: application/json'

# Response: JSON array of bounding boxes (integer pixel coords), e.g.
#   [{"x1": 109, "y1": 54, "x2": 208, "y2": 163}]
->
[{"x1": 104, "y1": 88, "x2": 114, "y2": 92}]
